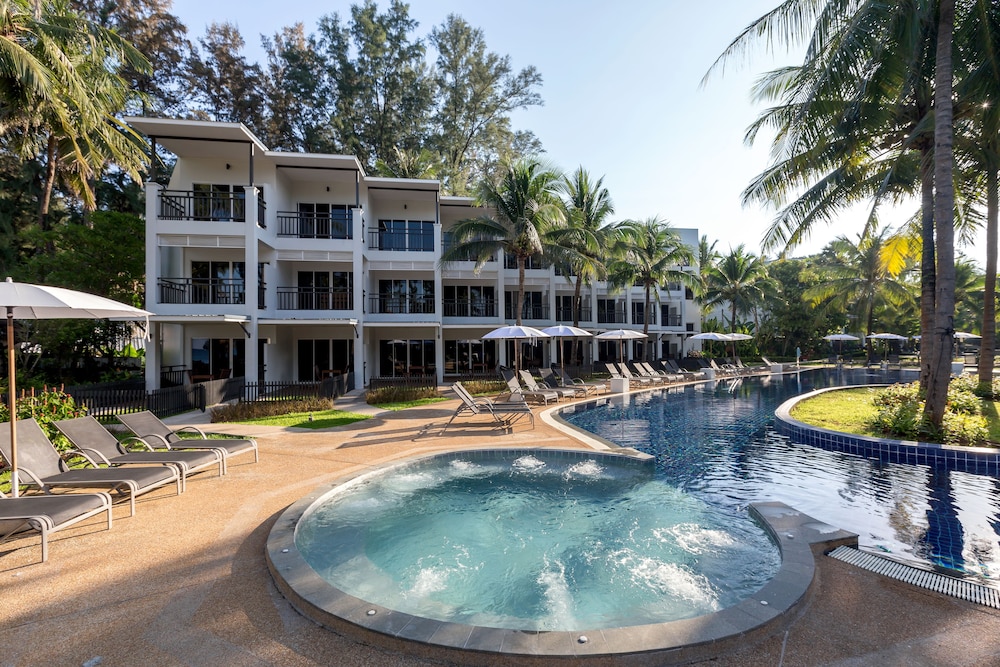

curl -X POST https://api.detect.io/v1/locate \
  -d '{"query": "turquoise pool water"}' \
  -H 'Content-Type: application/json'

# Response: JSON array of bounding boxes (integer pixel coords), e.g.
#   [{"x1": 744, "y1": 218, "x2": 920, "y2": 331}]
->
[
  {"x1": 561, "y1": 368, "x2": 1000, "y2": 581},
  {"x1": 295, "y1": 450, "x2": 780, "y2": 631}
]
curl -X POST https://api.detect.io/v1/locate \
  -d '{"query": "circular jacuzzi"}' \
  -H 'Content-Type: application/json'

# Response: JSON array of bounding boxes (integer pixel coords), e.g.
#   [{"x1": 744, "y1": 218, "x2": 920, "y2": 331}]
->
[{"x1": 267, "y1": 448, "x2": 844, "y2": 664}]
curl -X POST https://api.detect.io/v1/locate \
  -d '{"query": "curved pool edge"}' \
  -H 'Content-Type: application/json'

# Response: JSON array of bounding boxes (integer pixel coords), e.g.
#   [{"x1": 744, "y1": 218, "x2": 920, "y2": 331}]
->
[
  {"x1": 774, "y1": 386, "x2": 1000, "y2": 474},
  {"x1": 265, "y1": 449, "x2": 858, "y2": 665}
]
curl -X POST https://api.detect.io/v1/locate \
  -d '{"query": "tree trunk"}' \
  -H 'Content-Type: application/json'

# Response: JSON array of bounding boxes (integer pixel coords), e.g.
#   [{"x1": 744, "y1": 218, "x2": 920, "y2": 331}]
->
[
  {"x1": 643, "y1": 283, "x2": 651, "y2": 361},
  {"x1": 978, "y1": 164, "x2": 997, "y2": 390},
  {"x1": 573, "y1": 275, "x2": 583, "y2": 365},
  {"x1": 918, "y1": 146, "x2": 936, "y2": 390},
  {"x1": 924, "y1": 0, "x2": 956, "y2": 428},
  {"x1": 39, "y1": 134, "x2": 57, "y2": 232},
  {"x1": 516, "y1": 255, "x2": 525, "y2": 327}
]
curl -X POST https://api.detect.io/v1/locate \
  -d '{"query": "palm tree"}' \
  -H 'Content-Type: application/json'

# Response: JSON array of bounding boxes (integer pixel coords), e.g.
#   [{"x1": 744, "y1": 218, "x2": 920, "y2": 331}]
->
[
  {"x1": 608, "y1": 217, "x2": 695, "y2": 361},
  {"x1": 0, "y1": 0, "x2": 150, "y2": 229},
  {"x1": 925, "y1": 0, "x2": 957, "y2": 427},
  {"x1": 805, "y1": 227, "x2": 915, "y2": 358},
  {"x1": 440, "y1": 158, "x2": 563, "y2": 325},
  {"x1": 701, "y1": 244, "x2": 770, "y2": 341}
]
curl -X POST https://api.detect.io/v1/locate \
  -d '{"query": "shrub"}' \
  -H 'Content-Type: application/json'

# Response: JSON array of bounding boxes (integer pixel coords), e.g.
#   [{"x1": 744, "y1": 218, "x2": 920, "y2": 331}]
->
[
  {"x1": 867, "y1": 378, "x2": 989, "y2": 446},
  {"x1": 211, "y1": 397, "x2": 334, "y2": 423},
  {"x1": 0, "y1": 388, "x2": 87, "y2": 452},
  {"x1": 365, "y1": 385, "x2": 440, "y2": 404},
  {"x1": 458, "y1": 379, "x2": 507, "y2": 396}
]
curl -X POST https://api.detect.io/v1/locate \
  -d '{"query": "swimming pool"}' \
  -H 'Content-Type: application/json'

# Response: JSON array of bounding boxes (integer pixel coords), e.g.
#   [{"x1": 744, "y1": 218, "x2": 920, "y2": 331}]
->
[{"x1": 558, "y1": 368, "x2": 1000, "y2": 581}]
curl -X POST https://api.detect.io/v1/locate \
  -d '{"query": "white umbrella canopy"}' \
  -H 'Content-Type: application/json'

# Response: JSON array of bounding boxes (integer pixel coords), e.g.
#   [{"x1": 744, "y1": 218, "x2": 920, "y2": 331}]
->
[
  {"x1": 541, "y1": 325, "x2": 592, "y2": 373},
  {"x1": 482, "y1": 325, "x2": 550, "y2": 371},
  {"x1": 595, "y1": 329, "x2": 647, "y2": 362},
  {"x1": 954, "y1": 331, "x2": 981, "y2": 340},
  {"x1": 688, "y1": 332, "x2": 734, "y2": 342},
  {"x1": 2, "y1": 277, "x2": 151, "y2": 497},
  {"x1": 866, "y1": 332, "x2": 908, "y2": 341},
  {"x1": 823, "y1": 333, "x2": 860, "y2": 342}
]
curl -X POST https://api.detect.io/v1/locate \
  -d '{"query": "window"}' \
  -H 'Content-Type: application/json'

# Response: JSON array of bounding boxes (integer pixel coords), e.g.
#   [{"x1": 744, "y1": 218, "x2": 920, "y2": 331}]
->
[
  {"x1": 193, "y1": 183, "x2": 244, "y2": 221},
  {"x1": 377, "y1": 279, "x2": 434, "y2": 314},
  {"x1": 377, "y1": 220, "x2": 433, "y2": 251},
  {"x1": 443, "y1": 285, "x2": 495, "y2": 317},
  {"x1": 378, "y1": 339, "x2": 435, "y2": 377},
  {"x1": 191, "y1": 338, "x2": 244, "y2": 380},
  {"x1": 297, "y1": 339, "x2": 353, "y2": 382},
  {"x1": 297, "y1": 203, "x2": 350, "y2": 239},
  {"x1": 505, "y1": 291, "x2": 544, "y2": 319},
  {"x1": 191, "y1": 261, "x2": 245, "y2": 305},
  {"x1": 444, "y1": 340, "x2": 497, "y2": 374},
  {"x1": 597, "y1": 299, "x2": 623, "y2": 324}
]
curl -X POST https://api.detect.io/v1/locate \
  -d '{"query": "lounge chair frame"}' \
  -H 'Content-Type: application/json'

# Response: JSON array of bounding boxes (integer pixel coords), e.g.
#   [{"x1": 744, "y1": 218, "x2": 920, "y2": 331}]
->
[
  {"x1": 115, "y1": 411, "x2": 258, "y2": 474},
  {"x1": 0, "y1": 490, "x2": 113, "y2": 562}
]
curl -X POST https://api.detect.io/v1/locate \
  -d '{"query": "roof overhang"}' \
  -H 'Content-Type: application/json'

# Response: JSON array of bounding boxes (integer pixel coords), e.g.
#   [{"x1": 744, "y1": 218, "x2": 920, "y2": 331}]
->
[
  {"x1": 124, "y1": 117, "x2": 269, "y2": 159},
  {"x1": 150, "y1": 314, "x2": 249, "y2": 323}
]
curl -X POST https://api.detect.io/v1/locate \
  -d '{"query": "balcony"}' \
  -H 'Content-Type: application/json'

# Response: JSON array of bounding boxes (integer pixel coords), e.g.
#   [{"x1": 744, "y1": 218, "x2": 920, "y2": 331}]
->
[
  {"x1": 158, "y1": 278, "x2": 245, "y2": 305},
  {"x1": 504, "y1": 303, "x2": 549, "y2": 321},
  {"x1": 368, "y1": 295, "x2": 436, "y2": 315},
  {"x1": 368, "y1": 226, "x2": 434, "y2": 252},
  {"x1": 597, "y1": 309, "x2": 626, "y2": 324},
  {"x1": 158, "y1": 189, "x2": 266, "y2": 227},
  {"x1": 632, "y1": 312, "x2": 657, "y2": 326},
  {"x1": 276, "y1": 287, "x2": 353, "y2": 311},
  {"x1": 503, "y1": 255, "x2": 549, "y2": 270},
  {"x1": 442, "y1": 299, "x2": 497, "y2": 318},
  {"x1": 277, "y1": 210, "x2": 352, "y2": 240},
  {"x1": 556, "y1": 306, "x2": 592, "y2": 323}
]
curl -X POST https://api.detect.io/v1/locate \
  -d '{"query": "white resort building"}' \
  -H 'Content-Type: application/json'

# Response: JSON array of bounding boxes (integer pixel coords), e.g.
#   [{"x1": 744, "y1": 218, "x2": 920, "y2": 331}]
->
[{"x1": 128, "y1": 117, "x2": 701, "y2": 391}]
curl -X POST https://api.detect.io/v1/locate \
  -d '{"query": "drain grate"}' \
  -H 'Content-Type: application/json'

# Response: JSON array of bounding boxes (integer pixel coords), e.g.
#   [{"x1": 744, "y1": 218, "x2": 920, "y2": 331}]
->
[{"x1": 829, "y1": 545, "x2": 1000, "y2": 609}]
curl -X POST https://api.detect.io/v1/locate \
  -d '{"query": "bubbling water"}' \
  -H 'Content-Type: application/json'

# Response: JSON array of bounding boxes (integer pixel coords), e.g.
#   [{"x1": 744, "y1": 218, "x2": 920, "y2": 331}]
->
[{"x1": 296, "y1": 451, "x2": 780, "y2": 631}]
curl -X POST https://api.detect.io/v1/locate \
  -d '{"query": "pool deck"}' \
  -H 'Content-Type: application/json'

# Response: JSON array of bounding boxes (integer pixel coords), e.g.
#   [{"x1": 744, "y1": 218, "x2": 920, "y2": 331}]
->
[{"x1": 3, "y1": 388, "x2": 1000, "y2": 666}]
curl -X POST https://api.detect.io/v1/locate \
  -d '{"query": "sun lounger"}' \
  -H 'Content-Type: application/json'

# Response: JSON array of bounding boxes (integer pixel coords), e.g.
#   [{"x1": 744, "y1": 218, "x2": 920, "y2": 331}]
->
[
  {"x1": 0, "y1": 418, "x2": 181, "y2": 517},
  {"x1": 551, "y1": 366, "x2": 607, "y2": 394},
  {"x1": 499, "y1": 367, "x2": 556, "y2": 405},
  {"x1": 0, "y1": 490, "x2": 113, "y2": 562},
  {"x1": 55, "y1": 416, "x2": 224, "y2": 493},
  {"x1": 115, "y1": 411, "x2": 258, "y2": 474},
  {"x1": 661, "y1": 359, "x2": 706, "y2": 380},
  {"x1": 444, "y1": 382, "x2": 534, "y2": 431},
  {"x1": 615, "y1": 363, "x2": 657, "y2": 385},
  {"x1": 519, "y1": 369, "x2": 576, "y2": 400},
  {"x1": 538, "y1": 368, "x2": 589, "y2": 397}
]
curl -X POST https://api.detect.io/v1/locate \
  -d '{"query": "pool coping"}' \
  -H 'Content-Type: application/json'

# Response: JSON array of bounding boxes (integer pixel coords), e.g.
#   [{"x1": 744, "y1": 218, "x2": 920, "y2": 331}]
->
[
  {"x1": 266, "y1": 448, "x2": 858, "y2": 665},
  {"x1": 774, "y1": 385, "x2": 1000, "y2": 474}
]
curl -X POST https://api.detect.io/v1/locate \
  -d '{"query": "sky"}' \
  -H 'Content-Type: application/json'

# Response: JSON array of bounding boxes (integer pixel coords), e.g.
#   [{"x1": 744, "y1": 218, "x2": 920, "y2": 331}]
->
[{"x1": 168, "y1": 0, "x2": 986, "y2": 267}]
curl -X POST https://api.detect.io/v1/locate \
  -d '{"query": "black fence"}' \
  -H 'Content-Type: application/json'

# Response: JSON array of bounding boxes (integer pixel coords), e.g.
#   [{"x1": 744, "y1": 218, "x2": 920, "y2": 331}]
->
[
  {"x1": 61, "y1": 373, "x2": 354, "y2": 422},
  {"x1": 368, "y1": 374, "x2": 437, "y2": 390}
]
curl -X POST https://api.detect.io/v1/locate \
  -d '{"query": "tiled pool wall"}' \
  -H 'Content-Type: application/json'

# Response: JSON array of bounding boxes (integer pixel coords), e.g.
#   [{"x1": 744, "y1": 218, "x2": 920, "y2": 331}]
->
[{"x1": 774, "y1": 387, "x2": 1000, "y2": 476}]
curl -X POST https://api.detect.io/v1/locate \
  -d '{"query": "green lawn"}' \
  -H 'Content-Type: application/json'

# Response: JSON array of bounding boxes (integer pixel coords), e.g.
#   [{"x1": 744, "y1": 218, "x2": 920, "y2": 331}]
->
[
  {"x1": 370, "y1": 396, "x2": 449, "y2": 411},
  {"x1": 790, "y1": 387, "x2": 1000, "y2": 444},
  {"x1": 234, "y1": 409, "x2": 371, "y2": 429}
]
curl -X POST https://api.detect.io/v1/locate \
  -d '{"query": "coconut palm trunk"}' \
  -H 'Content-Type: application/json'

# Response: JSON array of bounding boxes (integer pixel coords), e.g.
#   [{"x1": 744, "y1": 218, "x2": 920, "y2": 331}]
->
[
  {"x1": 924, "y1": 0, "x2": 957, "y2": 428},
  {"x1": 978, "y1": 166, "x2": 997, "y2": 390}
]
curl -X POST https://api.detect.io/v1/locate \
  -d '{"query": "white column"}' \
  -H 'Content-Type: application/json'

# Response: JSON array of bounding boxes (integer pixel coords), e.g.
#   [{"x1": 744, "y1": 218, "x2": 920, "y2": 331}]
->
[
  {"x1": 144, "y1": 181, "x2": 161, "y2": 390},
  {"x1": 242, "y1": 186, "x2": 259, "y2": 384}
]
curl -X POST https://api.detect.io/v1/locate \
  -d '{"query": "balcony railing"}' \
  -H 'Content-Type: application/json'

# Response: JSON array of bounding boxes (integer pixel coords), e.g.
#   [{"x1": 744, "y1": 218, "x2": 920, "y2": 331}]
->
[
  {"x1": 556, "y1": 306, "x2": 592, "y2": 322},
  {"x1": 442, "y1": 299, "x2": 497, "y2": 318},
  {"x1": 663, "y1": 314, "x2": 682, "y2": 327},
  {"x1": 597, "y1": 309, "x2": 626, "y2": 324},
  {"x1": 158, "y1": 278, "x2": 245, "y2": 305},
  {"x1": 368, "y1": 228, "x2": 434, "y2": 252},
  {"x1": 158, "y1": 189, "x2": 266, "y2": 226},
  {"x1": 504, "y1": 303, "x2": 549, "y2": 320},
  {"x1": 368, "y1": 295, "x2": 436, "y2": 314},
  {"x1": 441, "y1": 243, "x2": 495, "y2": 262},
  {"x1": 276, "y1": 287, "x2": 353, "y2": 310},
  {"x1": 503, "y1": 255, "x2": 549, "y2": 270},
  {"x1": 632, "y1": 312, "x2": 657, "y2": 326},
  {"x1": 276, "y1": 210, "x2": 352, "y2": 239}
]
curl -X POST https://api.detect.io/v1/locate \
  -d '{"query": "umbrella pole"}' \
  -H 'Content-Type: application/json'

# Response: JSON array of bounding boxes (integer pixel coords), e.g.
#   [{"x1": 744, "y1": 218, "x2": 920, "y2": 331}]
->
[{"x1": 6, "y1": 306, "x2": 16, "y2": 498}]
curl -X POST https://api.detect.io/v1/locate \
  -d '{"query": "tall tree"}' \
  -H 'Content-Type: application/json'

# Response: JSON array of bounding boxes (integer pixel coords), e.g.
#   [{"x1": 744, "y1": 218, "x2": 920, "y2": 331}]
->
[
  {"x1": 186, "y1": 22, "x2": 266, "y2": 130},
  {"x1": 261, "y1": 23, "x2": 332, "y2": 152},
  {"x1": 925, "y1": 0, "x2": 957, "y2": 428},
  {"x1": 608, "y1": 217, "x2": 695, "y2": 361},
  {"x1": 440, "y1": 158, "x2": 563, "y2": 326},
  {"x1": 318, "y1": 0, "x2": 433, "y2": 171},
  {"x1": 428, "y1": 14, "x2": 543, "y2": 195},
  {"x1": 700, "y1": 244, "x2": 770, "y2": 339}
]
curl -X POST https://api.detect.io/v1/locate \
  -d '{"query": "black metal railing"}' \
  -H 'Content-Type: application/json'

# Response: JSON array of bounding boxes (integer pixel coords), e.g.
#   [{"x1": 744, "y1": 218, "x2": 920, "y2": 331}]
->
[
  {"x1": 663, "y1": 314, "x2": 682, "y2": 327},
  {"x1": 597, "y1": 309, "x2": 627, "y2": 324},
  {"x1": 368, "y1": 295, "x2": 435, "y2": 314},
  {"x1": 440, "y1": 243, "x2": 495, "y2": 262},
  {"x1": 241, "y1": 376, "x2": 350, "y2": 401},
  {"x1": 276, "y1": 210, "x2": 352, "y2": 239},
  {"x1": 556, "y1": 306, "x2": 592, "y2": 322},
  {"x1": 367, "y1": 228, "x2": 434, "y2": 251},
  {"x1": 158, "y1": 190, "x2": 253, "y2": 223},
  {"x1": 503, "y1": 255, "x2": 549, "y2": 270},
  {"x1": 368, "y1": 374, "x2": 437, "y2": 390},
  {"x1": 158, "y1": 278, "x2": 245, "y2": 305},
  {"x1": 504, "y1": 303, "x2": 549, "y2": 320},
  {"x1": 442, "y1": 299, "x2": 497, "y2": 318},
  {"x1": 276, "y1": 287, "x2": 353, "y2": 310},
  {"x1": 632, "y1": 312, "x2": 657, "y2": 325}
]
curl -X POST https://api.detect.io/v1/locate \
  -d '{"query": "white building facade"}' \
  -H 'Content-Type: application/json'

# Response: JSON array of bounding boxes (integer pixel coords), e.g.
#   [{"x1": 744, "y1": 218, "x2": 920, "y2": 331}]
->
[{"x1": 130, "y1": 118, "x2": 701, "y2": 390}]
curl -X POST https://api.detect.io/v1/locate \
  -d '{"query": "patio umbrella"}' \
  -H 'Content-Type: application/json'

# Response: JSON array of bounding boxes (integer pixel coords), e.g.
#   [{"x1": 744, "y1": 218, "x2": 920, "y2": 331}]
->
[
  {"x1": 482, "y1": 325, "x2": 550, "y2": 372},
  {"x1": 1, "y1": 277, "x2": 151, "y2": 497},
  {"x1": 822, "y1": 333, "x2": 859, "y2": 356},
  {"x1": 595, "y1": 329, "x2": 647, "y2": 363},
  {"x1": 688, "y1": 331, "x2": 733, "y2": 358},
  {"x1": 866, "y1": 332, "x2": 907, "y2": 360},
  {"x1": 541, "y1": 325, "x2": 592, "y2": 374}
]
